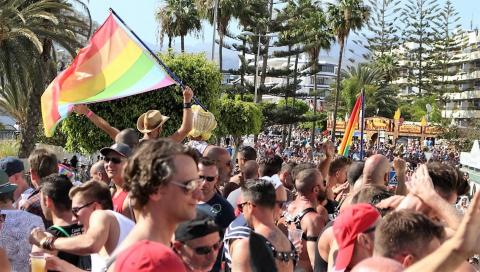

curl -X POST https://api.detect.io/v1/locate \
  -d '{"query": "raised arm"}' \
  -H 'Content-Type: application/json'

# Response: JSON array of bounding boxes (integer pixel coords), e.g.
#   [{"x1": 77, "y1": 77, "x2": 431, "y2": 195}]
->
[
  {"x1": 405, "y1": 192, "x2": 480, "y2": 272},
  {"x1": 318, "y1": 141, "x2": 335, "y2": 179},
  {"x1": 393, "y1": 157, "x2": 407, "y2": 196},
  {"x1": 73, "y1": 104, "x2": 120, "y2": 140},
  {"x1": 168, "y1": 86, "x2": 193, "y2": 143},
  {"x1": 406, "y1": 164, "x2": 462, "y2": 232},
  {"x1": 30, "y1": 210, "x2": 111, "y2": 255}
]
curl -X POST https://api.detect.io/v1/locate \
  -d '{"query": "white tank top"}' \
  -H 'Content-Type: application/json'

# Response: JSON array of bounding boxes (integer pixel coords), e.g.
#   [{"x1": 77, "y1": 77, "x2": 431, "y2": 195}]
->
[{"x1": 91, "y1": 210, "x2": 135, "y2": 272}]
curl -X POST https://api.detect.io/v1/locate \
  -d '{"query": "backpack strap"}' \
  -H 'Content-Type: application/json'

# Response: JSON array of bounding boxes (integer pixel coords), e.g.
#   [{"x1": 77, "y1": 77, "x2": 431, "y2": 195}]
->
[{"x1": 48, "y1": 225, "x2": 70, "y2": 237}]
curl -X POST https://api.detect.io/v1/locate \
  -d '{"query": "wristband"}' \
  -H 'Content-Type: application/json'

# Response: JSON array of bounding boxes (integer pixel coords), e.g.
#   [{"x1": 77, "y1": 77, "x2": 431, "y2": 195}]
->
[
  {"x1": 86, "y1": 110, "x2": 94, "y2": 118},
  {"x1": 183, "y1": 102, "x2": 192, "y2": 109}
]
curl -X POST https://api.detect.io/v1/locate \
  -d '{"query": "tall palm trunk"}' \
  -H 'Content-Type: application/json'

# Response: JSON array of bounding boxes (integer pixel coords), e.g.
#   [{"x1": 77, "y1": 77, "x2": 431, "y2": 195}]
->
[
  {"x1": 19, "y1": 39, "x2": 55, "y2": 158},
  {"x1": 219, "y1": 31, "x2": 224, "y2": 72},
  {"x1": 288, "y1": 53, "x2": 299, "y2": 147},
  {"x1": 310, "y1": 73, "x2": 317, "y2": 155},
  {"x1": 332, "y1": 39, "x2": 345, "y2": 142},
  {"x1": 181, "y1": 35, "x2": 185, "y2": 52}
]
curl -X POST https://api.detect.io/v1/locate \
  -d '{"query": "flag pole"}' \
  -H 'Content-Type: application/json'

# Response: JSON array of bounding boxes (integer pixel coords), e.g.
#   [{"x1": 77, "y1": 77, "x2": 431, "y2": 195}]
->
[
  {"x1": 109, "y1": 8, "x2": 208, "y2": 111},
  {"x1": 360, "y1": 88, "x2": 365, "y2": 161}
]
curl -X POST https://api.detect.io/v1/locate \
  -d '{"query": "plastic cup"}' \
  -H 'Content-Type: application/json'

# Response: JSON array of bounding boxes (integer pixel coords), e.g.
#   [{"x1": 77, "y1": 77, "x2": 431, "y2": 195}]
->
[
  {"x1": 288, "y1": 228, "x2": 304, "y2": 244},
  {"x1": 30, "y1": 252, "x2": 46, "y2": 272}
]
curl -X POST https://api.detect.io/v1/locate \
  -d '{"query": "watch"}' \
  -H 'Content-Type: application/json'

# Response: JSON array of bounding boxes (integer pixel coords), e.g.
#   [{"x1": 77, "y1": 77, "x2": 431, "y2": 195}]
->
[{"x1": 183, "y1": 102, "x2": 192, "y2": 109}]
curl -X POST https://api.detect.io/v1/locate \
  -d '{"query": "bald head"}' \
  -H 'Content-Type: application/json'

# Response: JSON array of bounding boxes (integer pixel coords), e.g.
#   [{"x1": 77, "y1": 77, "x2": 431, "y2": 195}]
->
[
  {"x1": 205, "y1": 146, "x2": 232, "y2": 184},
  {"x1": 115, "y1": 128, "x2": 139, "y2": 149},
  {"x1": 90, "y1": 160, "x2": 109, "y2": 184},
  {"x1": 351, "y1": 257, "x2": 403, "y2": 272},
  {"x1": 363, "y1": 154, "x2": 390, "y2": 186},
  {"x1": 243, "y1": 160, "x2": 259, "y2": 180}
]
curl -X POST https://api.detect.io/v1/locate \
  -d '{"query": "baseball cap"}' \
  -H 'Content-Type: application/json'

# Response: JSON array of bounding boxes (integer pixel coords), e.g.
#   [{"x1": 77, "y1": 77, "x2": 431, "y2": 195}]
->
[
  {"x1": 333, "y1": 203, "x2": 380, "y2": 271},
  {"x1": 0, "y1": 170, "x2": 17, "y2": 194},
  {"x1": 115, "y1": 240, "x2": 186, "y2": 272},
  {"x1": 100, "y1": 143, "x2": 132, "y2": 158},
  {"x1": 175, "y1": 207, "x2": 220, "y2": 243},
  {"x1": 0, "y1": 157, "x2": 24, "y2": 177}
]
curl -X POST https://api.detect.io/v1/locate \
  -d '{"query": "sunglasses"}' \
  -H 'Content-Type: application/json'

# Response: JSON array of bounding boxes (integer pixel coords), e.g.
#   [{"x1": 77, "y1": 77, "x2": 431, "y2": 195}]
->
[
  {"x1": 200, "y1": 175, "x2": 216, "y2": 182},
  {"x1": 187, "y1": 241, "x2": 221, "y2": 255},
  {"x1": 237, "y1": 202, "x2": 256, "y2": 213},
  {"x1": 170, "y1": 178, "x2": 203, "y2": 194},
  {"x1": 71, "y1": 201, "x2": 95, "y2": 217},
  {"x1": 104, "y1": 157, "x2": 123, "y2": 164}
]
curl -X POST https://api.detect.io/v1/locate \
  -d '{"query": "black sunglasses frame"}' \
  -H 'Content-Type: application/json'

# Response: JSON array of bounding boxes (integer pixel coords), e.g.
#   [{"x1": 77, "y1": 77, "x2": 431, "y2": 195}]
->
[
  {"x1": 104, "y1": 157, "x2": 123, "y2": 164},
  {"x1": 200, "y1": 175, "x2": 216, "y2": 182},
  {"x1": 189, "y1": 241, "x2": 221, "y2": 255},
  {"x1": 71, "y1": 201, "x2": 95, "y2": 217}
]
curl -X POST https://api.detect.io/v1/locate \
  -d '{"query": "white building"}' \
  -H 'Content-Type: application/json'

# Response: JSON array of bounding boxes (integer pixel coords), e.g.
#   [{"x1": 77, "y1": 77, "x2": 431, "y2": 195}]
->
[
  {"x1": 239, "y1": 53, "x2": 338, "y2": 100},
  {"x1": 393, "y1": 30, "x2": 480, "y2": 126}
]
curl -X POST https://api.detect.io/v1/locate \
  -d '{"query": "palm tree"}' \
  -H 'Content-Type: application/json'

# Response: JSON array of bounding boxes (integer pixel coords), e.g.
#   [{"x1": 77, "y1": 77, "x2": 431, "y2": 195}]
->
[
  {"x1": 196, "y1": 0, "x2": 239, "y2": 71},
  {"x1": 328, "y1": 0, "x2": 370, "y2": 141},
  {"x1": 0, "y1": 0, "x2": 91, "y2": 157},
  {"x1": 294, "y1": 0, "x2": 334, "y2": 149},
  {"x1": 157, "y1": 0, "x2": 202, "y2": 52}
]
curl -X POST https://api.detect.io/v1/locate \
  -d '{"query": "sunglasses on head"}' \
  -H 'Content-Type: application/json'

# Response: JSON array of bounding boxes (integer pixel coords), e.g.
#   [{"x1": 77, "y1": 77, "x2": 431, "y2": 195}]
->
[
  {"x1": 188, "y1": 241, "x2": 221, "y2": 255},
  {"x1": 104, "y1": 157, "x2": 123, "y2": 164},
  {"x1": 200, "y1": 175, "x2": 216, "y2": 182}
]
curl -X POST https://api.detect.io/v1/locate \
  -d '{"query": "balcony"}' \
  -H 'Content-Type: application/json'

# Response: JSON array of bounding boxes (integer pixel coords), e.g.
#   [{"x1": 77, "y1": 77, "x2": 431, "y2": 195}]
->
[
  {"x1": 442, "y1": 109, "x2": 480, "y2": 119},
  {"x1": 444, "y1": 90, "x2": 480, "y2": 100}
]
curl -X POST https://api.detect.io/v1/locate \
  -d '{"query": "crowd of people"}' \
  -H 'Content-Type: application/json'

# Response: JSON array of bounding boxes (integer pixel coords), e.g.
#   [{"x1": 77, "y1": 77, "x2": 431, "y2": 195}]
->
[{"x1": 0, "y1": 86, "x2": 478, "y2": 272}]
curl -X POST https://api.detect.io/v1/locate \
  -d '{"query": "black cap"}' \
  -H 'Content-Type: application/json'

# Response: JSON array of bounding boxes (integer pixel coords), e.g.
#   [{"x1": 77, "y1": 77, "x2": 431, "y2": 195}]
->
[
  {"x1": 0, "y1": 157, "x2": 25, "y2": 177},
  {"x1": 175, "y1": 207, "x2": 220, "y2": 242},
  {"x1": 100, "y1": 143, "x2": 132, "y2": 158}
]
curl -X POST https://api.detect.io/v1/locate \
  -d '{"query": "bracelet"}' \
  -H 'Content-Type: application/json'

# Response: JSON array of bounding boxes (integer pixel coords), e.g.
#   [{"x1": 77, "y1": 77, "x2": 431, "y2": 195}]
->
[
  {"x1": 86, "y1": 110, "x2": 94, "y2": 118},
  {"x1": 41, "y1": 236, "x2": 57, "y2": 251},
  {"x1": 183, "y1": 102, "x2": 192, "y2": 109}
]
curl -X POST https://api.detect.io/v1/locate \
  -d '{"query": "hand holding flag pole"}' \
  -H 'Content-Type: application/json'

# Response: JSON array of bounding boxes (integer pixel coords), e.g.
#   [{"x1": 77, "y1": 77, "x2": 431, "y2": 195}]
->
[{"x1": 109, "y1": 8, "x2": 208, "y2": 111}]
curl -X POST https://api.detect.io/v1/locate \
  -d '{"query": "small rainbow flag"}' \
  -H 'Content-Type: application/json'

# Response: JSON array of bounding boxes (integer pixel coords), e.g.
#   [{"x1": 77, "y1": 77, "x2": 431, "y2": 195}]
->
[
  {"x1": 41, "y1": 13, "x2": 176, "y2": 137},
  {"x1": 58, "y1": 164, "x2": 74, "y2": 179},
  {"x1": 338, "y1": 94, "x2": 363, "y2": 157}
]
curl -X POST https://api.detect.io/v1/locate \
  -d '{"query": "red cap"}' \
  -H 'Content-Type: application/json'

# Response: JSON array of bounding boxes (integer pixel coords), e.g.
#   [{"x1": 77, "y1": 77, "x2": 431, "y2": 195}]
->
[
  {"x1": 333, "y1": 204, "x2": 380, "y2": 271},
  {"x1": 115, "y1": 240, "x2": 186, "y2": 272}
]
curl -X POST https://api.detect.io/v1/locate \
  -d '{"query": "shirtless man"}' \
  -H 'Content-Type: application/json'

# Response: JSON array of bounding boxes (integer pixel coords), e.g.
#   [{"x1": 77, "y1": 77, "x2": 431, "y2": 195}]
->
[
  {"x1": 284, "y1": 168, "x2": 327, "y2": 271},
  {"x1": 231, "y1": 180, "x2": 296, "y2": 272},
  {"x1": 73, "y1": 86, "x2": 194, "y2": 143},
  {"x1": 30, "y1": 180, "x2": 135, "y2": 272}
]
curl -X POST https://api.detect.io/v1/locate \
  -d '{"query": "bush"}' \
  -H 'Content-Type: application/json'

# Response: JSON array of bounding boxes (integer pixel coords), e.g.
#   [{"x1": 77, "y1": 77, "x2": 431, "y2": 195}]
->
[{"x1": 59, "y1": 52, "x2": 222, "y2": 154}]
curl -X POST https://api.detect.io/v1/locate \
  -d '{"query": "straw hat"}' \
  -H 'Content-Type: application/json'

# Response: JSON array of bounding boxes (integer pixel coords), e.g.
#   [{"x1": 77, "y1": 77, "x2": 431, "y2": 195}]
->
[
  {"x1": 136, "y1": 110, "x2": 170, "y2": 134},
  {"x1": 188, "y1": 105, "x2": 217, "y2": 141}
]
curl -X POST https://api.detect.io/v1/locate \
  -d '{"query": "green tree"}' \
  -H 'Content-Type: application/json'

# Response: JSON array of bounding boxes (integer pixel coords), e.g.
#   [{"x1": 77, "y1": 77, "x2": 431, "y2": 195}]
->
[
  {"x1": 196, "y1": 0, "x2": 241, "y2": 71},
  {"x1": 400, "y1": 0, "x2": 440, "y2": 95},
  {"x1": 430, "y1": 0, "x2": 465, "y2": 99},
  {"x1": 0, "y1": 0, "x2": 91, "y2": 157},
  {"x1": 216, "y1": 98, "x2": 262, "y2": 155},
  {"x1": 156, "y1": 0, "x2": 202, "y2": 52},
  {"x1": 328, "y1": 0, "x2": 370, "y2": 141},
  {"x1": 294, "y1": 0, "x2": 334, "y2": 147},
  {"x1": 60, "y1": 52, "x2": 222, "y2": 153}
]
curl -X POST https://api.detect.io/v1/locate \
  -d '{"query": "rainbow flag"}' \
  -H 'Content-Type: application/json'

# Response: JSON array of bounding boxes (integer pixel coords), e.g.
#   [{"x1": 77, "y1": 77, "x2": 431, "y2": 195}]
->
[
  {"x1": 41, "y1": 14, "x2": 176, "y2": 137},
  {"x1": 338, "y1": 95, "x2": 363, "y2": 157}
]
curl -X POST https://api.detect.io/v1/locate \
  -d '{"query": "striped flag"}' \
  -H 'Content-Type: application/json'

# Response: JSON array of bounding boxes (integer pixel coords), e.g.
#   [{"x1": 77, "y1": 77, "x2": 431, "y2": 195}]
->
[
  {"x1": 41, "y1": 13, "x2": 176, "y2": 137},
  {"x1": 338, "y1": 95, "x2": 362, "y2": 157}
]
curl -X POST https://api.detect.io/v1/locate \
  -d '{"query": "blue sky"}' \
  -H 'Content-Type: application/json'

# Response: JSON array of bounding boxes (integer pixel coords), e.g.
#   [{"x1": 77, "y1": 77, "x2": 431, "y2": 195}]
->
[{"x1": 87, "y1": 0, "x2": 480, "y2": 69}]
